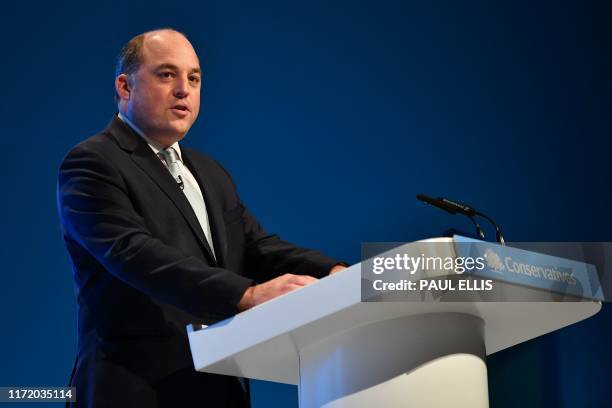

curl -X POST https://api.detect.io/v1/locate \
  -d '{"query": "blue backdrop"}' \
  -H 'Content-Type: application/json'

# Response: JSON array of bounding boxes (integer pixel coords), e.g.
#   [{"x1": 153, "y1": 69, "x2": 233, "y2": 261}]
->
[{"x1": 1, "y1": 1, "x2": 610, "y2": 407}]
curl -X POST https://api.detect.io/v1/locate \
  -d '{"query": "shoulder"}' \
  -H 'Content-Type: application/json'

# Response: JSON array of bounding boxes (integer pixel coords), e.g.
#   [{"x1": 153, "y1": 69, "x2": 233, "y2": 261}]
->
[
  {"x1": 57, "y1": 126, "x2": 127, "y2": 189},
  {"x1": 59, "y1": 115, "x2": 140, "y2": 168},
  {"x1": 61, "y1": 128, "x2": 122, "y2": 164}
]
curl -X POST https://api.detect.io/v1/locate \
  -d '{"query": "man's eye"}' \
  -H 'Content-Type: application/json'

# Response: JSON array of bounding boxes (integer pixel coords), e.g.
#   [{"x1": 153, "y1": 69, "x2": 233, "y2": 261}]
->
[
  {"x1": 159, "y1": 72, "x2": 174, "y2": 79},
  {"x1": 189, "y1": 76, "x2": 201, "y2": 84}
]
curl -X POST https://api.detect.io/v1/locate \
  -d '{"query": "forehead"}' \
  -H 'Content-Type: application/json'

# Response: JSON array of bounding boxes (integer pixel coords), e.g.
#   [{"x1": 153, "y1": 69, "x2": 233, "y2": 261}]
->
[{"x1": 141, "y1": 31, "x2": 200, "y2": 69}]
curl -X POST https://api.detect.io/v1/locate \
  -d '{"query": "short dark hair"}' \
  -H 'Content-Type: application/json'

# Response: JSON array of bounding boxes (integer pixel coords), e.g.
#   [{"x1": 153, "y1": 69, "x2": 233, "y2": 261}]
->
[{"x1": 114, "y1": 28, "x2": 186, "y2": 104}]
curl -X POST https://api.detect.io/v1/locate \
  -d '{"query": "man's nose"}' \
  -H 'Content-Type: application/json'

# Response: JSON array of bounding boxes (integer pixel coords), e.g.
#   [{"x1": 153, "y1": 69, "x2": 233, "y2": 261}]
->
[{"x1": 173, "y1": 76, "x2": 190, "y2": 98}]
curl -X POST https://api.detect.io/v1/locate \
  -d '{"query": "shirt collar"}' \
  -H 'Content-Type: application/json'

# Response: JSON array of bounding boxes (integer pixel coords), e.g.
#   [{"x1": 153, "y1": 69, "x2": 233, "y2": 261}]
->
[{"x1": 117, "y1": 112, "x2": 182, "y2": 161}]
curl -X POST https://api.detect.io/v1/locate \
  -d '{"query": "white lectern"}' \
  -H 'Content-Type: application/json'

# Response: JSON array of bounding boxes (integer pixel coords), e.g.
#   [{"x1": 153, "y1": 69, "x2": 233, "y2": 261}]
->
[{"x1": 187, "y1": 238, "x2": 602, "y2": 407}]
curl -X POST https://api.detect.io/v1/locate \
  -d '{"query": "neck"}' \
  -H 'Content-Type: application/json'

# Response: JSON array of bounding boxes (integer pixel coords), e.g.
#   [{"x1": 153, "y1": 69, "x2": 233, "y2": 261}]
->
[
  {"x1": 145, "y1": 133, "x2": 182, "y2": 149},
  {"x1": 118, "y1": 110, "x2": 184, "y2": 148}
]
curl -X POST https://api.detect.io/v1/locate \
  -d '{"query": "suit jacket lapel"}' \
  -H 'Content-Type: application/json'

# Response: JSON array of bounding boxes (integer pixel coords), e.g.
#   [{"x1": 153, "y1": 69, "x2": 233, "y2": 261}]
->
[
  {"x1": 182, "y1": 150, "x2": 228, "y2": 268},
  {"x1": 105, "y1": 115, "x2": 218, "y2": 265}
]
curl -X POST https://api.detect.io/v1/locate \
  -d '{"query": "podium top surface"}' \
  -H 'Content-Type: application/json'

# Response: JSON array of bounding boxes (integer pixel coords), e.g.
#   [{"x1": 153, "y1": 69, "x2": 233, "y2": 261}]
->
[{"x1": 187, "y1": 238, "x2": 601, "y2": 384}]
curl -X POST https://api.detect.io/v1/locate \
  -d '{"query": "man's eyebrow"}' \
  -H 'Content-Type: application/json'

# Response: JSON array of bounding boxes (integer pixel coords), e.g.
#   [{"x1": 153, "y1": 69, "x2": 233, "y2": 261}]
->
[
  {"x1": 155, "y1": 63, "x2": 179, "y2": 71},
  {"x1": 155, "y1": 63, "x2": 201, "y2": 75}
]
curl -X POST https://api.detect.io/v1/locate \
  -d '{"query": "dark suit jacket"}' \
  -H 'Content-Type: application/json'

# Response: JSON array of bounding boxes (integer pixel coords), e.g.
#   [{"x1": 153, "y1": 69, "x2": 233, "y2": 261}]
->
[{"x1": 57, "y1": 115, "x2": 339, "y2": 407}]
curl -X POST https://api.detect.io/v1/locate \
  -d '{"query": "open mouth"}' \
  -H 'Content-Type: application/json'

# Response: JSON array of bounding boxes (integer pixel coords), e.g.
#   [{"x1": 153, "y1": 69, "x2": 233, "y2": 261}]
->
[{"x1": 170, "y1": 105, "x2": 190, "y2": 117}]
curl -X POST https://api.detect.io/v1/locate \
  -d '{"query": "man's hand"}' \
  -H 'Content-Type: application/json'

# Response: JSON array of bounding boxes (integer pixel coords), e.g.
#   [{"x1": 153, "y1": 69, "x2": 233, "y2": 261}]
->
[
  {"x1": 329, "y1": 264, "x2": 347, "y2": 275},
  {"x1": 238, "y1": 273, "x2": 318, "y2": 312}
]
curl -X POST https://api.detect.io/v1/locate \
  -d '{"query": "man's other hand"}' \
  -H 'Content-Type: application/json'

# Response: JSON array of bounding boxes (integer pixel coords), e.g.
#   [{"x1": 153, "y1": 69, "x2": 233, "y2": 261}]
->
[
  {"x1": 237, "y1": 274, "x2": 318, "y2": 311},
  {"x1": 329, "y1": 264, "x2": 347, "y2": 275}
]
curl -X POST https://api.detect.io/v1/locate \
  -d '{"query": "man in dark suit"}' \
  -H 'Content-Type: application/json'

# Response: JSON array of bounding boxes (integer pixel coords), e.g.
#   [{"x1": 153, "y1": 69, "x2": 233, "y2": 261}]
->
[{"x1": 57, "y1": 28, "x2": 345, "y2": 407}]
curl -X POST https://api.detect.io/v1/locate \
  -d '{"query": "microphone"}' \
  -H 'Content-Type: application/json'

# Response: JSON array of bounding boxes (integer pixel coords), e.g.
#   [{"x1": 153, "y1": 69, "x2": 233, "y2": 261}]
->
[
  {"x1": 416, "y1": 194, "x2": 476, "y2": 216},
  {"x1": 176, "y1": 175, "x2": 185, "y2": 190},
  {"x1": 416, "y1": 194, "x2": 505, "y2": 245}
]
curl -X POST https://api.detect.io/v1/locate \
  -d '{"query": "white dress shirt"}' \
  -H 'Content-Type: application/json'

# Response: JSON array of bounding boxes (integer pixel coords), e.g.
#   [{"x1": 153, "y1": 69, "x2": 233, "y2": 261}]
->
[{"x1": 117, "y1": 112, "x2": 216, "y2": 258}]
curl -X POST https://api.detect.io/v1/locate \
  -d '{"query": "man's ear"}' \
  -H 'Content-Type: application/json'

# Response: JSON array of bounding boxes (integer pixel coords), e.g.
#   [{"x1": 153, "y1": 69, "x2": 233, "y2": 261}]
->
[{"x1": 115, "y1": 74, "x2": 131, "y2": 101}]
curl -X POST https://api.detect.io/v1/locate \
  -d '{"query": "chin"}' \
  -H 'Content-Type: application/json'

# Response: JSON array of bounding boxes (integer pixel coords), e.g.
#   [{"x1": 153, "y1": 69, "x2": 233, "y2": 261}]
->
[
  {"x1": 173, "y1": 126, "x2": 191, "y2": 137},
  {"x1": 166, "y1": 121, "x2": 191, "y2": 134}
]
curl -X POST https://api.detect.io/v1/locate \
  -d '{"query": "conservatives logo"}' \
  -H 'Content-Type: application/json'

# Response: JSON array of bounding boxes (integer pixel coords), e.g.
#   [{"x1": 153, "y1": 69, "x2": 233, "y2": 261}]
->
[
  {"x1": 484, "y1": 249, "x2": 504, "y2": 273},
  {"x1": 482, "y1": 248, "x2": 577, "y2": 285}
]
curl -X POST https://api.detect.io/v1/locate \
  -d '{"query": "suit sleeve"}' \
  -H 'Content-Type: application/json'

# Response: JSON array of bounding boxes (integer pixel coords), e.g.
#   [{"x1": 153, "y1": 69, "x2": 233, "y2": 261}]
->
[
  {"x1": 241, "y1": 203, "x2": 341, "y2": 282},
  {"x1": 57, "y1": 144, "x2": 253, "y2": 318},
  {"x1": 213, "y1": 160, "x2": 341, "y2": 282}
]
